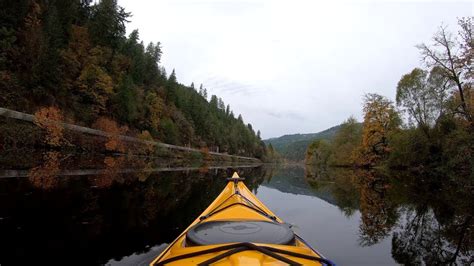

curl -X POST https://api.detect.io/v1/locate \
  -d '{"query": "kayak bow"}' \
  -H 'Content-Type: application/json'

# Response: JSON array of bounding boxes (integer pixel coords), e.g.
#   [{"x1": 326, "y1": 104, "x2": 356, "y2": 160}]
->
[{"x1": 150, "y1": 172, "x2": 335, "y2": 266}]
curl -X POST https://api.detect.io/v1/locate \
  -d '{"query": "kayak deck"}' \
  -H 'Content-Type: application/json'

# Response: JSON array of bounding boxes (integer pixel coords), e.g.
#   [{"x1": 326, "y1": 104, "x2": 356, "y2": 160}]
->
[{"x1": 150, "y1": 173, "x2": 334, "y2": 266}]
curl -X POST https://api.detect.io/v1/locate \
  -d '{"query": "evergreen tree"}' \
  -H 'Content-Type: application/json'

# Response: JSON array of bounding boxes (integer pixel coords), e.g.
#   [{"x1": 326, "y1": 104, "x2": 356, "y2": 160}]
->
[
  {"x1": 0, "y1": 0, "x2": 266, "y2": 159},
  {"x1": 115, "y1": 76, "x2": 137, "y2": 123},
  {"x1": 88, "y1": 0, "x2": 130, "y2": 49},
  {"x1": 210, "y1": 95, "x2": 218, "y2": 109},
  {"x1": 166, "y1": 69, "x2": 178, "y2": 103},
  {"x1": 168, "y1": 69, "x2": 177, "y2": 83},
  {"x1": 218, "y1": 97, "x2": 225, "y2": 110},
  {"x1": 199, "y1": 84, "x2": 204, "y2": 96},
  {"x1": 225, "y1": 104, "x2": 230, "y2": 116}
]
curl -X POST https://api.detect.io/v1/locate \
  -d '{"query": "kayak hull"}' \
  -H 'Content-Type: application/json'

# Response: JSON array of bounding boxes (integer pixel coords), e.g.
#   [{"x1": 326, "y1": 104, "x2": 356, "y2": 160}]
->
[{"x1": 150, "y1": 173, "x2": 333, "y2": 266}]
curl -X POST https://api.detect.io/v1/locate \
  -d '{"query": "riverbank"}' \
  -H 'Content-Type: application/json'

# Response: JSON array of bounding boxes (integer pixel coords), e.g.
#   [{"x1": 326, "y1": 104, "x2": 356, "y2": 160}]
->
[{"x1": 0, "y1": 108, "x2": 260, "y2": 164}]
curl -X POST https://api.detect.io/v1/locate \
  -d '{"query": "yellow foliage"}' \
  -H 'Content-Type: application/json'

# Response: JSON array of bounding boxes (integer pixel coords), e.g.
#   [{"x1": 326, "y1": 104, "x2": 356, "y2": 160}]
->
[
  {"x1": 60, "y1": 26, "x2": 115, "y2": 115},
  {"x1": 356, "y1": 94, "x2": 400, "y2": 166},
  {"x1": 110, "y1": 53, "x2": 131, "y2": 81},
  {"x1": 78, "y1": 63, "x2": 114, "y2": 111},
  {"x1": 145, "y1": 91, "x2": 165, "y2": 131},
  {"x1": 137, "y1": 130, "x2": 155, "y2": 154},
  {"x1": 34, "y1": 106, "x2": 64, "y2": 146}
]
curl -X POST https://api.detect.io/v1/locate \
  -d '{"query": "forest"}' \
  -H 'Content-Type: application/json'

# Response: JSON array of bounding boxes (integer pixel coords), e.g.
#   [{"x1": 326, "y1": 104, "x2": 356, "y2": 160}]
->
[
  {"x1": 0, "y1": 0, "x2": 267, "y2": 159},
  {"x1": 306, "y1": 17, "x2": 473, "y2": 176},
  {"x1": 264, "y1": 125, "x2": 342, "y2": 161}
]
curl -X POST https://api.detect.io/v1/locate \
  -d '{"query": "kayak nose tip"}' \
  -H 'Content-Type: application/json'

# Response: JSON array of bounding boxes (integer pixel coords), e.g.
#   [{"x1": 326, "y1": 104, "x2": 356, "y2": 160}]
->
[{"x1": 227, "y1": 172, "x2": 245, "y2": 183}]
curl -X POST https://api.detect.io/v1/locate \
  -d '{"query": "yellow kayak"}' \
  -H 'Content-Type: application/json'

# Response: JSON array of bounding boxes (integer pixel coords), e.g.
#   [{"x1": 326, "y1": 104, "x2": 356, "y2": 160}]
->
[{"x1": 150, "y1": 172, "x2": 335, "y2": 266}]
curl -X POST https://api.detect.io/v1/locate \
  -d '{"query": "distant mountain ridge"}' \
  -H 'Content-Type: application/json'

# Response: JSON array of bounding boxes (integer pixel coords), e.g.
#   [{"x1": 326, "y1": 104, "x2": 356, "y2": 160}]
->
[{"x1": 263, "y1": 125, "x2": 342, "y2": 161}]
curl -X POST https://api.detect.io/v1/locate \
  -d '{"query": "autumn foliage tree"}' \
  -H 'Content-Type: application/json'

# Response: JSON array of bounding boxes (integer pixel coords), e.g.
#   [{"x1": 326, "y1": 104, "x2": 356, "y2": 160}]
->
[
  {"x1": 1, "y1": 0, "x2": 265, "y2": 158},
  {"x1": 144, "y1": 91, "x2": 165, "y2": 133},
  {"x1": 34, "y1": 106, "x2": 64, "y2": 147},
  {"x1": 356, "y1": 94, "x2": 400, "y2": 167},
  {"x1": 60, "y1": 25, "x2": 114, "y2": 119},
  {"x1": 92, "y1": 117, "x2": 128, "y2": 152},
  {"x1": 137, "y1": 130, "x2": 155, "y2": 154},
  {"x1": 303, "y1": 19, "x2": 472, "y2": 172}
]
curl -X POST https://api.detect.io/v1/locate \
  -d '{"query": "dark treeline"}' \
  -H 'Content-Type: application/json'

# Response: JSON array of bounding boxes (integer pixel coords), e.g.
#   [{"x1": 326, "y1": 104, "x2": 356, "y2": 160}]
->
[
  {"x1": 0, "y1": 0, "x2": 266, "y2": 158},
  {"x1": 306, "y1": 18, "x2": 473, "y2": 176}
]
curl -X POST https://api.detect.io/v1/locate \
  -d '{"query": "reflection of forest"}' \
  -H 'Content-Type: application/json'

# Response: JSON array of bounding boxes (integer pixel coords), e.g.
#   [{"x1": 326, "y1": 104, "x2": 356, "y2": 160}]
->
[
  {"x1": 305, "y1": 165, "x2": 473, "y2": 264},
  {"x1": 1, "y1": 154, "x2": 472, "y2": 265},
  {"x1": 0, "y1": 155, "x2": 267, "y2": 265},
  {"x1": 305, "y1": 166, "x2": 360, "y2": 216}
]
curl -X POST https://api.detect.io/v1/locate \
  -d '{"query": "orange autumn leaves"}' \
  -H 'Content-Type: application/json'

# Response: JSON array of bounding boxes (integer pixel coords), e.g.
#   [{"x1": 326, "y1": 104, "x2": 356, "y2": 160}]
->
[
  {"x1": 33, "y1": 106, "x2": 148, "y2": 153},
  {"x1": 355, "y1": 94, "x2": 400, "y2": 167},
  {"x1": 28, "y1": 154, "x2": 129, "y2": 190},
  {"x1": 305, "y1": 94, "x2": 401, "y2": 168},
  {"x1": 92, "y1": 117, "x2": 128, "y2": 152},
  {"x1": 61, "y1": 25, "x2": 115, "y2": 115},
  {"x1": 34, "y1": 106, "x2": 65, "y2": 146}
]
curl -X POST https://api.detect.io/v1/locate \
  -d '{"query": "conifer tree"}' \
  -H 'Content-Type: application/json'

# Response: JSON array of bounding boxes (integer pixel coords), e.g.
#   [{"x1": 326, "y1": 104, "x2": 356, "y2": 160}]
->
[
  {"x1": 199, "y1": 84, "x2": 204, "y2": 96},
  {"x1": 88, "y1": 0, "x2": 130, "y2": 49}
]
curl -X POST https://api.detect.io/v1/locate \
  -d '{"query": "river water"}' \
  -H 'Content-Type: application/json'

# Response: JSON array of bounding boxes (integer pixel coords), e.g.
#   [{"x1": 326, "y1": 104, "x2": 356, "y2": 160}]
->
[{"x1": 0, "y1": 153, "x2": 472, "y2": 265}]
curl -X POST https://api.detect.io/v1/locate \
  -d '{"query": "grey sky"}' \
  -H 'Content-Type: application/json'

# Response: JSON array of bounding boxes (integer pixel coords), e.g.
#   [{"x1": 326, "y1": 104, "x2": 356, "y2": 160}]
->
[{"x1": 118, "y1": 0, "x2": 473, "y2": 139}]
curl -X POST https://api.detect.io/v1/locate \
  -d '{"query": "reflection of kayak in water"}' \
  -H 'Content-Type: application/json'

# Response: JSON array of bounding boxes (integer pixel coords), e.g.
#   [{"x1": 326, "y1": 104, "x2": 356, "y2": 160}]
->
[{"x1": 150, "y1": 172, "x2": 335, "y2": 266}]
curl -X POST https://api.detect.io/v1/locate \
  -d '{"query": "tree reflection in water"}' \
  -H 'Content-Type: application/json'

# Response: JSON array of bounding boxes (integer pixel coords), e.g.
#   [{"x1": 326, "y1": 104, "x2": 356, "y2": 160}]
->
[
  {"x1": 392, "y1": 209, "x2": 473, "y2": 265},
  {"x1": 1, "y1": 153, "x2": 267, "y2": 265},
  {"x1": 305, "y1": 164, "x2": 473, "y2": 264},
  {"x1": 3, "y1": 155, "x2": 473, "y2": 265},
  {"x1": 89, "y1": 156, "x2": 126, "y2": 188},
  {"x1": 306, "y1": 166, "x2": 360, "y2": 217},
  {"x1": 390, "y1": 171, "x2": 474, "y2": 265},
  {"x1": 28, "y1": 151, "x2": 62, "y2": 190},
  {"x1": 357, "y1": 170, "x2": 398, "y2": 246}
]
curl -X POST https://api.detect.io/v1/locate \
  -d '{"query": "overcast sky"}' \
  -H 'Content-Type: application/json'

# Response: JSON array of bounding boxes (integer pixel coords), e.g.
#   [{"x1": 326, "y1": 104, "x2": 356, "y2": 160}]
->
[{"x1": 118, "y1": 0, "x2": 472, "y2": 139}]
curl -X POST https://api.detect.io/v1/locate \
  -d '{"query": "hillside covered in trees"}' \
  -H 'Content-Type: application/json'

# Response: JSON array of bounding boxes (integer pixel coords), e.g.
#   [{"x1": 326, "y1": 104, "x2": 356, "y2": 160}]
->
[
  {"x1": 0, "y1": 0, "x2": 266, "y2": 158},
  {"x1": 306, "y1": 18, "x2": 473, "y2": 175},
  {"x1": 263, "y1": 125, "x2": 342, "y2": 161}
]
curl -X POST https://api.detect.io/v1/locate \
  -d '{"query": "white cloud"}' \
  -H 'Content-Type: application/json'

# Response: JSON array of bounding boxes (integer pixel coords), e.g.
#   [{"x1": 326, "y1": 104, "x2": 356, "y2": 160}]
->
[{"x1": 119, "y1": 0, "x2": 473, "y2": 138}]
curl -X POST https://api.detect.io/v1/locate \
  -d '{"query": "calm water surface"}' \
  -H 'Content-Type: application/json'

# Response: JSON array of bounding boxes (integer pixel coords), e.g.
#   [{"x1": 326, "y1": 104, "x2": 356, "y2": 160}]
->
[{"x1": 0, "y1": 153, "x2": 472, "y2": 265}]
